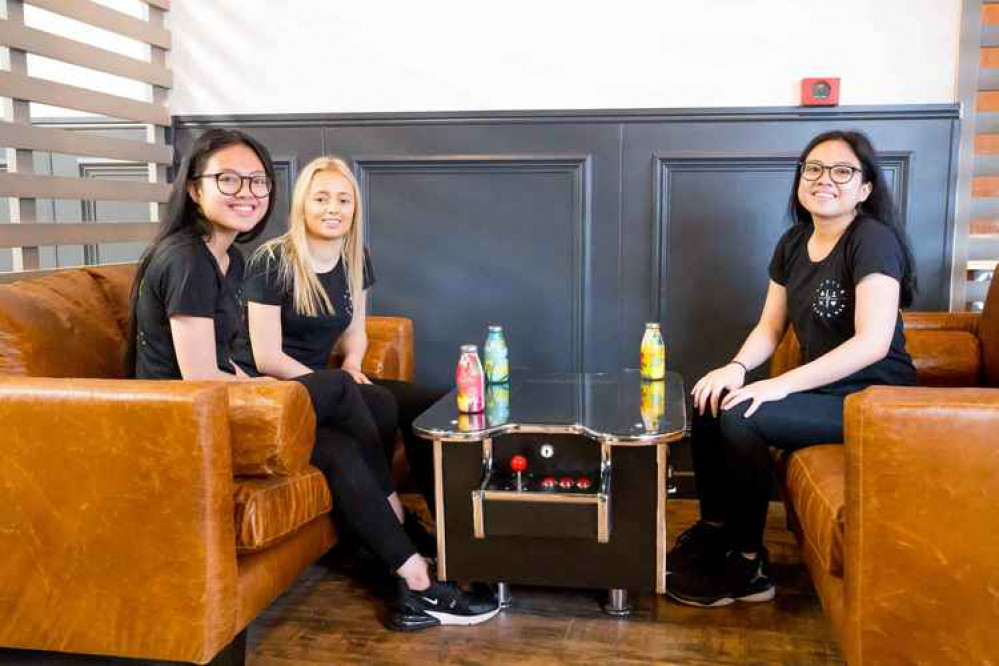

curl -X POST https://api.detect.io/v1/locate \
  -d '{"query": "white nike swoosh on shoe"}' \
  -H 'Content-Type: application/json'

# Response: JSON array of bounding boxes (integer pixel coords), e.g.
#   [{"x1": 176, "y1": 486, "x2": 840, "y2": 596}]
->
[{"x1": 421, "y1": 597, "x2": 439, "y2": 605}]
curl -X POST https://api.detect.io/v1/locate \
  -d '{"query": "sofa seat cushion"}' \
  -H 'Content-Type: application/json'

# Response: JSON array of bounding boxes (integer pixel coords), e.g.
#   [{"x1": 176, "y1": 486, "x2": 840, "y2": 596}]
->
[
  {"x1": 785, "y1": 445, "x2": 845, "y2": 576},
  {"x1": 234, "y1": 467, "x2": 331, "y2": 554}
]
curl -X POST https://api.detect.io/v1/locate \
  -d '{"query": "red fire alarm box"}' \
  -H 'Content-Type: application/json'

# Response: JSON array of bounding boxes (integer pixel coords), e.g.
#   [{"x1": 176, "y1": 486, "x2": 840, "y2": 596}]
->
[{"x1": 801, "y1": 78, "x2": 840, "y2": 106}]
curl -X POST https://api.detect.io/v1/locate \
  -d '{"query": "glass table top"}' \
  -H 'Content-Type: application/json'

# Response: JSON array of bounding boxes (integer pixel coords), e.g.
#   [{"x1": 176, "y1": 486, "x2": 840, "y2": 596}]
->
[{"x1": 413, "y1": 370, "x2": 688, "y2": 444}]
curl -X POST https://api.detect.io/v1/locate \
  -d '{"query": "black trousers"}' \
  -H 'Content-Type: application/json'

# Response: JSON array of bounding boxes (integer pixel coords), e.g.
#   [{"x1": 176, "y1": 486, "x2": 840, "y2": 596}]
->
[
  {"x1": 292, "y1": 370, "x2": 416, "y2": 571},
  {"x1": 371, "y1": 378, "x2": 445, "y2": 511},
  {"x1": 691, "y1": 390, "x2": 845, "y2": 553}
]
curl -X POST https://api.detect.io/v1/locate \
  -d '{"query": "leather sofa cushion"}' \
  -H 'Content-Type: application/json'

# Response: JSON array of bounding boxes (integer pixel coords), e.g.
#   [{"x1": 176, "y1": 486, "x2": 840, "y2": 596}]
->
[
  {"x1": 226, "y1": 382, "x2": 316, "y2": 477},
  {"x1": 906, "y1": 329, "x2": 981, "y2": 387},
  {"x1": 785, "y1": 445, "x2": 845, "y2": 576},
  {"x1": 233, "y1": 467, "x2": 331, "y2": 554},
  {"x1": 85, "y1": 263, "x2": 138, "y2": 336},
  {"x1": 0, "y1": 271, "x2": 125, "y2": 378}
]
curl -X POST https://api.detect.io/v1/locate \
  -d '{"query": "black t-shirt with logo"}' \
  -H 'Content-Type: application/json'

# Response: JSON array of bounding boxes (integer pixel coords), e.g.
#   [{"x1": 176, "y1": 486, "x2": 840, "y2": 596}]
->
[
  {"x1": 134, "y1": 234, "x2": 244, "y2": 379},
  {"x1": 768, "y1": 215, "x2": 916, "y2": 394},
  {"x1": 231, "y1": 246, "x2": 375, "y2": 375}
]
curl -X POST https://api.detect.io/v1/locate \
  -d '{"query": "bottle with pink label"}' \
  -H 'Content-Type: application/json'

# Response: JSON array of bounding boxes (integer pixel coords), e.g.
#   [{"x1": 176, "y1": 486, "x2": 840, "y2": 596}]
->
[{"x1": 456, "y1": 344, "x2": 486, "y2": 413}]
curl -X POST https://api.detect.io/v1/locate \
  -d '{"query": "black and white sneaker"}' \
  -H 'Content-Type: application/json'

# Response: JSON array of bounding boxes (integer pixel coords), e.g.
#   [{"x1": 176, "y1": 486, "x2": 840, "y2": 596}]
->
[
  {"x1": 665, "y1": 521, "x2": 730, "y2": 575},
  {"x1": 667, "y1": 549, "x2": 775, "y2": 607},
  {"x1": 384, "y1": 580, "x2": 500, "y2": 631}
]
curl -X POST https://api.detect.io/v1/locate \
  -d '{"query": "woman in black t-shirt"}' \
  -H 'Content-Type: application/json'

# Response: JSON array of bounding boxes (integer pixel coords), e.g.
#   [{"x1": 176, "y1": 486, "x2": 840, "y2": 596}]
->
[
  {"x1": 236, "y1": 156, "x2": 497, "y2": 631},
  {"x1": 127, "y1": 128, "x2": 277, "y2": 380},
  {"x1": 667, "y1": 130, "x2": 917, "y2": 608}
]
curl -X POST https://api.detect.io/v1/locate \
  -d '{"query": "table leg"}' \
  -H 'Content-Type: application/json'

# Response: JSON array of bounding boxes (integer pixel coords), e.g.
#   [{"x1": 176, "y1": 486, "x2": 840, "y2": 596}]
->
[
  {"x1": 496, "y1": 582, "x2": 513, "y2": 608},
  {"x1": 603, "y1": 588, "x2": 631, "y2": 616}
]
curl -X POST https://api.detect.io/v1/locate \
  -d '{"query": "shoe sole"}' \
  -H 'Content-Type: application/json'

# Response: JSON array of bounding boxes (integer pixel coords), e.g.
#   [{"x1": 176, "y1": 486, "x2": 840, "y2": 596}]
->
[
  {"x1": 666, "y1": 586, "x2": 775, "y2": 608},
  {"x1": 425, "y1": 606, "x2": 501, "y2": 626}
]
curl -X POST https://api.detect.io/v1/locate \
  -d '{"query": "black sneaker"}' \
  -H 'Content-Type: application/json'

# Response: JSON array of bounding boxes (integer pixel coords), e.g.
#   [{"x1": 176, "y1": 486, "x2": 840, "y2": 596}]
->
[
  {"x1": 403, "y1": 511, "x2": 438, "y2": 561},
  {"x1": 665, "y1": 521, "x2": 729, "y2": 575},
  {"x1": 667, "y1": 549, "x2": 775, "y2": 607},
  {"x1": 384, "y1": 580, "x2": 500, "y2": 631}
]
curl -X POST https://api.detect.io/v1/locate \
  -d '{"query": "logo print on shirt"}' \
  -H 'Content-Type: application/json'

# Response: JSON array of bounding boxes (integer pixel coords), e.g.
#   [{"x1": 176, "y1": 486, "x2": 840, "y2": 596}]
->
[{"x1": 812, "y1": 278, "x2": 849, "y2": 319}]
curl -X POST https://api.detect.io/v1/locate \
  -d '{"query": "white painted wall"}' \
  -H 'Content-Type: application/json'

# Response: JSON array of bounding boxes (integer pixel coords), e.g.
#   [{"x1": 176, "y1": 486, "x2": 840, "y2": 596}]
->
[{"x1": 167, "y1": 0, "x2": 963, "y2": 115}]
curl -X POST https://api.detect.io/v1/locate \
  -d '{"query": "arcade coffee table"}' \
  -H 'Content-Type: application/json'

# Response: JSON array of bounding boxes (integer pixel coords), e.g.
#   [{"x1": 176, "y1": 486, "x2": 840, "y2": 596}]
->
[{"x1": 413, "y1": 370, "x2": 688, "y2": 615}]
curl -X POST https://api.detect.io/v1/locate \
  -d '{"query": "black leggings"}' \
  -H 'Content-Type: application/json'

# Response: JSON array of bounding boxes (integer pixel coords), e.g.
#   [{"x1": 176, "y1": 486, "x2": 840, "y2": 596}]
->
[
  {"x1": 292, "y1": 370, "x2": 416, "y2": 571},
  {"x1": 371, "y1": 378, "x2": 444, "y2": 511},
  {"x1": 692, "y1": 390, "x2": 845, "y2": 553}
]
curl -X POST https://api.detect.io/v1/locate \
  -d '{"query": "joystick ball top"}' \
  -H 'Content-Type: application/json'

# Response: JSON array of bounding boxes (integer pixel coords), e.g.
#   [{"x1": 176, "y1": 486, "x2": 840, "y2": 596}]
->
[{"x1": 510, "y1": 455, "x2": 528, "y2": 473}]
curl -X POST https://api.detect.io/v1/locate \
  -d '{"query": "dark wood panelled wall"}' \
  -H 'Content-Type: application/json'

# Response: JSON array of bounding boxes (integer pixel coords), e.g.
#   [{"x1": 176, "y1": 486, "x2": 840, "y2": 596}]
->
[{"x1": 175, "y1": 105, "x2": 959, "y2": 483}]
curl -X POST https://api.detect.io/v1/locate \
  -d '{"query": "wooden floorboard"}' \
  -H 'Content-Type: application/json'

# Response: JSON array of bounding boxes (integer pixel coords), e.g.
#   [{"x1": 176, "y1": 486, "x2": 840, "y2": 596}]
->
[
  {"x1": 0, "y1": 499, "x2": 843, "y2": 665},
  {"x1": 247, "y1": 498, "x2": 842, "y2": 666}
]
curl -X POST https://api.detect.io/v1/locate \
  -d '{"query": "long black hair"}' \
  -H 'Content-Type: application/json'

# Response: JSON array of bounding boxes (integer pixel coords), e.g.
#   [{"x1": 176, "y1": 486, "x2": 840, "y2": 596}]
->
[
  {"x1": 787, "y1": 129, "x2": 917, "y2": 307},
  {"x1": 125, "y1": 128, "x2": 277, "y2": 376}
]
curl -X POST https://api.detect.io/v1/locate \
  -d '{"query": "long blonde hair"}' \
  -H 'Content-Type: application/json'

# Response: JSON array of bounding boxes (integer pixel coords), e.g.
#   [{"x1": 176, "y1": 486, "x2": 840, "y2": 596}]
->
[{"x1": 251, "y1": 156, "x2": 364, "y2": 317}]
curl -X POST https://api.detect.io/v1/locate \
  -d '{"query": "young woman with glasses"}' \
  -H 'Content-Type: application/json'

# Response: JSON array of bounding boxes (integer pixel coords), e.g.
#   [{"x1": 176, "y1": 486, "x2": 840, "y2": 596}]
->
[
  {"x1": 666, "y1": 130, "x2": 918, "y2": 607},
  {"x1": 231, "y1": 155, "x2": 497, "y2": 631},
  {"x1": 126, "y1": 132, "x2": 493, "y2": 631}
]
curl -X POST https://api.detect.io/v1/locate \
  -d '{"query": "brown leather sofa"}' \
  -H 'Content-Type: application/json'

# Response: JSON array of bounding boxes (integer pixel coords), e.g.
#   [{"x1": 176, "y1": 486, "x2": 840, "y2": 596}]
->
[
  {"x1": 771, "y1": 277, "x2": 999, "y2": 665},
  {"x1": 0, "y1": 263, "x2": 414, "y2": 665}
]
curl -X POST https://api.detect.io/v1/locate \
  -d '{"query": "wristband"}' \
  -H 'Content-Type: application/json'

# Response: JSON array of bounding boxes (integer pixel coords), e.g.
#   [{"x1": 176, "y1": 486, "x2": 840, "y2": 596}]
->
[{"x1": 729, "y1": 360, "x2": 748, "y2": 373}]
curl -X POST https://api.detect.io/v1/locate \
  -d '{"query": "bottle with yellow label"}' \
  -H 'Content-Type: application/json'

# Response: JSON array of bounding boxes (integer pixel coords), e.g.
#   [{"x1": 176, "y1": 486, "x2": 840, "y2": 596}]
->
[{"x1": 640, "y1": 322, "x2": 666, "y2": 380}]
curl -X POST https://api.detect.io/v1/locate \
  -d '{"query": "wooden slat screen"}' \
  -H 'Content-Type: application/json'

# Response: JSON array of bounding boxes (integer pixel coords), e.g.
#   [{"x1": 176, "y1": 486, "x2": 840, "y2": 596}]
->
[
  {"x1": 0, "y1": 0, "x2": 171, "y2": 283},
  {"x1": 958, "y1": 2, "x2": 999, "y2": 309}
]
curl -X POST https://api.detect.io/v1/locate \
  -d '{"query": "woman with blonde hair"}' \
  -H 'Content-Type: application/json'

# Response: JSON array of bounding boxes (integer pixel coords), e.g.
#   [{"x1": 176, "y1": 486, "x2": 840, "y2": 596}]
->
[{"x1": 232, "y1": 156, "x2": 495, "y2": 631}]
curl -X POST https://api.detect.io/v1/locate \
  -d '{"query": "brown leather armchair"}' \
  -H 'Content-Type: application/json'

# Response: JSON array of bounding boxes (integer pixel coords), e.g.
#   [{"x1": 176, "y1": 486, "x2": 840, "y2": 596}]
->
[
  {"x1": 771, "y1": 279, "x2": 999, "y2": 665},
  {"x1": 0, "y1": 264, "x2": 414, "y2": 664}
]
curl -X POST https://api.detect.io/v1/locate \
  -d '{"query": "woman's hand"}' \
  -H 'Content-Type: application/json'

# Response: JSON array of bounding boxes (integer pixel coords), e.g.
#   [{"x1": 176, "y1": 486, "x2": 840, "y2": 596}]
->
[
  {"x1": 720, "y1": 377, "x2": 790, "y2": 418},
  {"x1": 691, "y1": 363, "x2": 747, "y2": 417},
  {"x1": 341, "y1": 362, "x2": 371, "y2": 385}
]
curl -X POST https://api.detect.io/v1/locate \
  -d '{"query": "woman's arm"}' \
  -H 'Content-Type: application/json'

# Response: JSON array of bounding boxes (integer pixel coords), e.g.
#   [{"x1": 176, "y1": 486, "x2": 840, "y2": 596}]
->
[
  {"x1": 692, "y1": 281, "x2": 788, "y2": 416},
  {"x1": 170, "y1": 315, "x2": 244, "y2": 381},
  {"x1": 246, "y1": 301, "x2": 314, "y2": 380},
  {"x1": 339, "y1": 289, "x2": 370, "y2": 384},
  {"x1": 722, "y1": 273, "x2": 900, "y2": 416},
  {"x1": 729, "y1": 280, "x2": 789, "y2": 371}
]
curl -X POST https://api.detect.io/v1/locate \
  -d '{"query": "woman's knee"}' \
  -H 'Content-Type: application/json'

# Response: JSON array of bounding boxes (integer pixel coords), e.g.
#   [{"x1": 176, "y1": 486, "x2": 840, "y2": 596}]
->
[{"x1": 361, "y1": 384, "x2": 399, "y2": 428}]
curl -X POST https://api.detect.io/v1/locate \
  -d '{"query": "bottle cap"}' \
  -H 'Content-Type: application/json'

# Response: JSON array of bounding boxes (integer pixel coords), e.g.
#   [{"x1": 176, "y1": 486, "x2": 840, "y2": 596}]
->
[
  {"x1": 488, "y1": 325, "x2": 503, "y2": 332},
  {"x1": 460, "y1": 344, "x2": 478, "y2": 353},
  {"x1": 645, "y1": 322, "x2": 661, "y2": 328}
]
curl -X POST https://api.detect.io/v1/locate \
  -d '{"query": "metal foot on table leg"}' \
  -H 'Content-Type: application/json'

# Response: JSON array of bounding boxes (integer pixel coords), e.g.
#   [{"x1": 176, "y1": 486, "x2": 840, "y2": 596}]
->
[
  {"x1": 603, "y1": 588, "x2": 632, "y2": 616},
  {"x1": 496, "y1": 582, "x2": 513, "y2": 608}
]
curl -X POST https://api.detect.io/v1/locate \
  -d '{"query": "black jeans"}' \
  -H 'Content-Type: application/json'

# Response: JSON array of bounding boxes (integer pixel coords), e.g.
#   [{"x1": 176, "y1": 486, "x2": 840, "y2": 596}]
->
[
  {"x1": 292, "y1": 370, "x2": 416, "y2": 571},
  {"x1": 371, "y1": 378, "x2": 444, "y2": 511},
  {"x1": 691, "y1": 390, "x2": 845, "y2": 553}
]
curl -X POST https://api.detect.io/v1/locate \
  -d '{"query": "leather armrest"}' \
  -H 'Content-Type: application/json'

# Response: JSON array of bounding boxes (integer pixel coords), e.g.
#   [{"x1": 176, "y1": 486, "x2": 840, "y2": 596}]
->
[
  {"x1": 0, "y1": 378, "x2": 238, "y2": 663},
  {"x1": 842, "y1": 386, "x2": 999, "y2": 665},
  {"x1": 226, "y1": 381, "x2": 315, "y2": 476},
  {"x1": 360, "y1": 338, "x2": 401, "y2": 381},
  {"x1": 328, "y1": 315, "x2": 415, "y2": 382},
  {"x1": 901, "y1": 310, "x2": 980, "y2": 334}
]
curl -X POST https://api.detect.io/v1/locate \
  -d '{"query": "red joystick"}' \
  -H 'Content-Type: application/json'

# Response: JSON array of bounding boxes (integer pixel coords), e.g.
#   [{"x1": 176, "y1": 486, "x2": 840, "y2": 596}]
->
[
  {"x1": 510, "y1": 455, "x2": 528, "y2": 473},
  {"x1": 558, "y1": 476, "x2": 575, "y2": 490},
  {"x1": 541, "y1": 476, "x2": 556, "y2": 490},
  {"x1": 576, "y1": 476, "x2": 592, "y2": 490}
]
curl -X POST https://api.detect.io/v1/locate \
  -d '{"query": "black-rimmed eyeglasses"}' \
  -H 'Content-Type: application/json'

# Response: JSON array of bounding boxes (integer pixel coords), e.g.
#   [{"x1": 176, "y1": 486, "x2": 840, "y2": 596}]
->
[
  {"x1": 799, "y1": 161, "x2": 863, "y2": 185},
  {"x1": 192, "y1": 170, "x2": 273, "y2": 198}
]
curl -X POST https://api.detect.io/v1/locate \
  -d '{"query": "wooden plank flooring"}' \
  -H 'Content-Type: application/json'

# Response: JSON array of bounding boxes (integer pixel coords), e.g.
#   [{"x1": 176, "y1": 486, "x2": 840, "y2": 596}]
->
[{"x1": 0, "y1": 499, "x2": 843, "y2": 665}]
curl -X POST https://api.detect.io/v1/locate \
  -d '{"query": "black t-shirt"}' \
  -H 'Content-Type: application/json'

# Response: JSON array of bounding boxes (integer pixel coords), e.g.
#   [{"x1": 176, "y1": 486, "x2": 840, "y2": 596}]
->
[
  {"x1": 768, "y1": 215, "x2": 916, "y2": 394},
  {"x1": 231, "y1": 246, "x2": 375, "y2": 375},
  {"x1": 134, "y1": 234, "x2": 245, "y2": 379}
]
